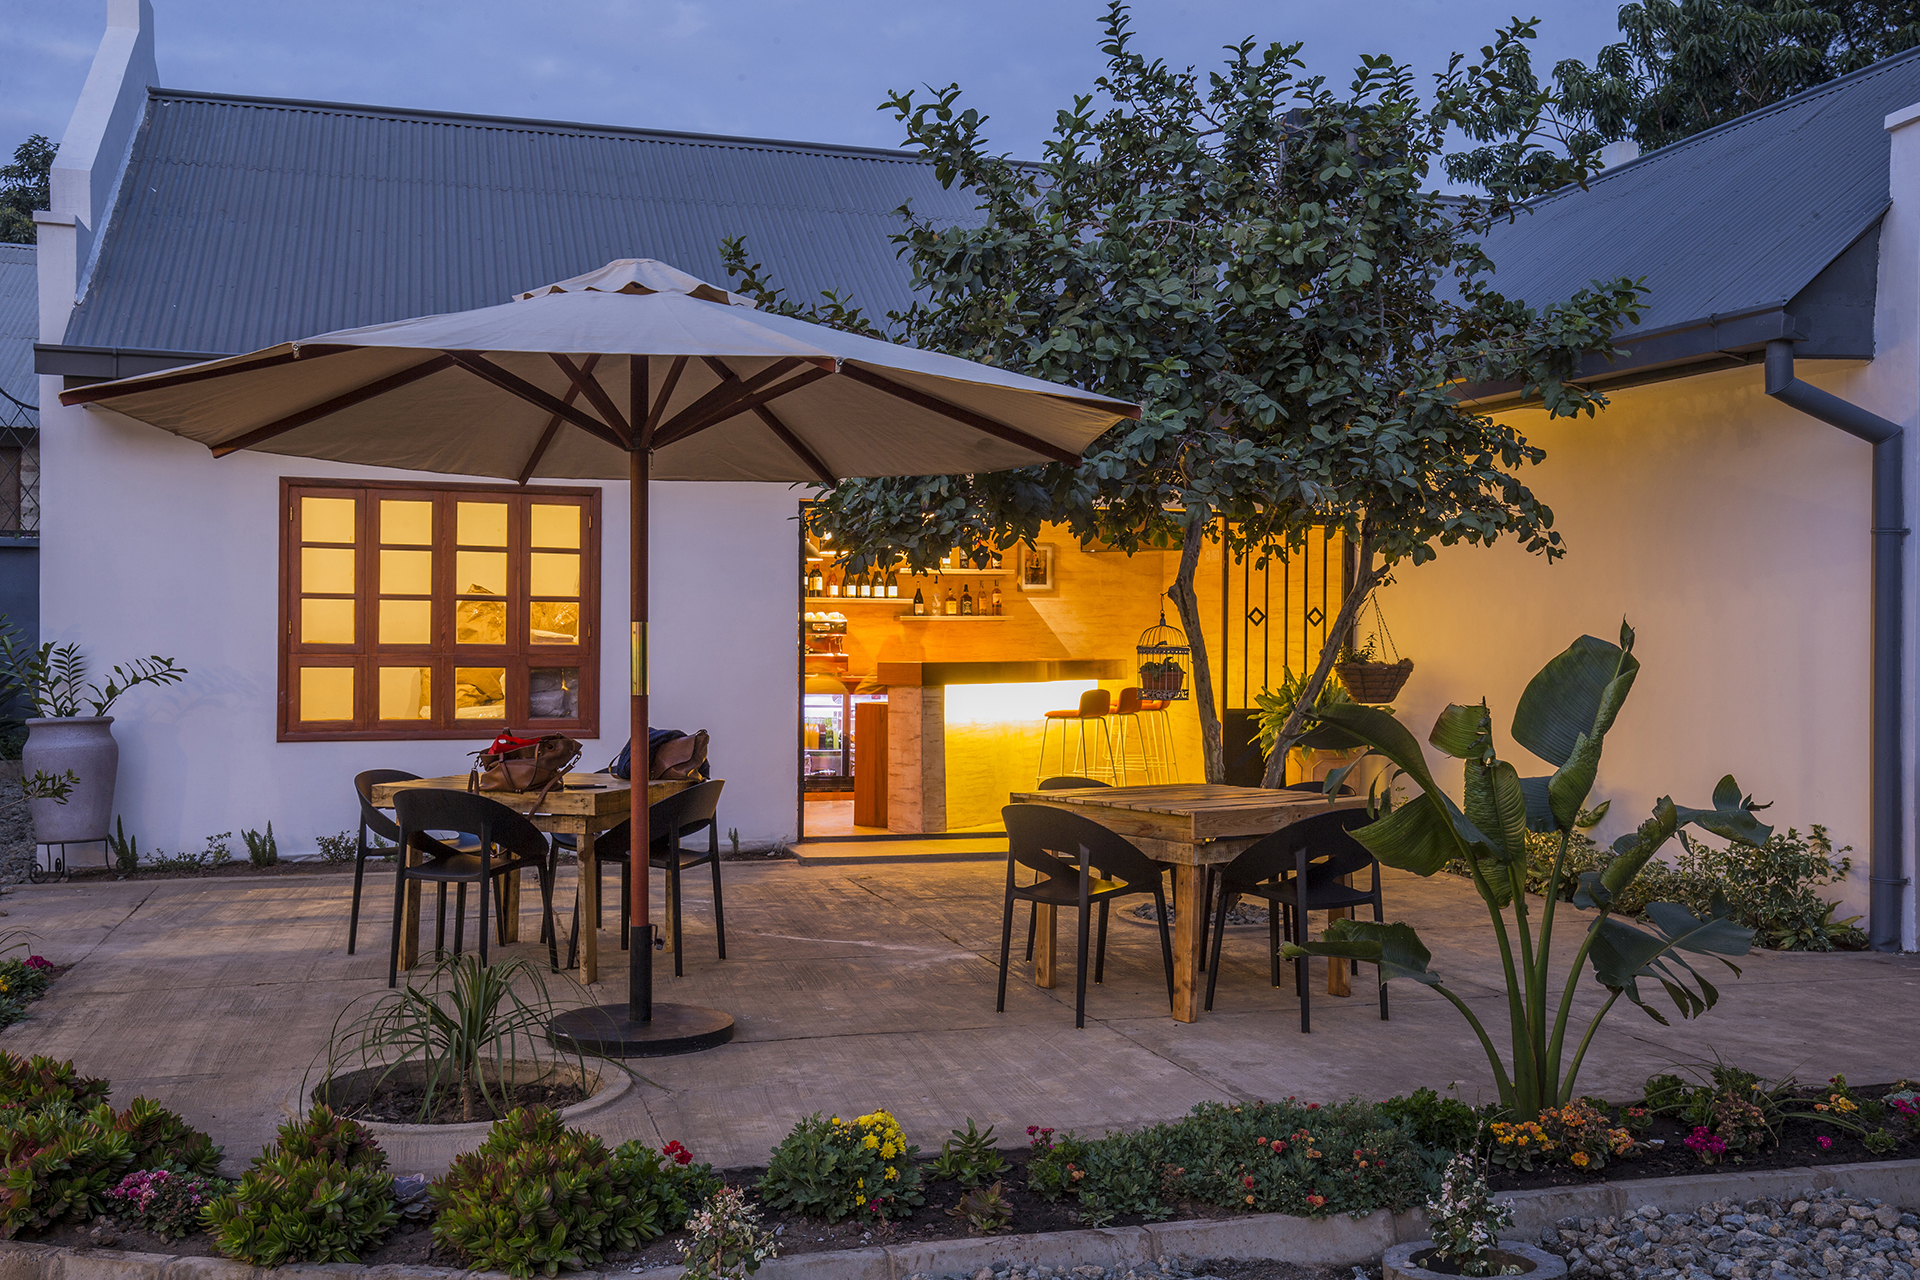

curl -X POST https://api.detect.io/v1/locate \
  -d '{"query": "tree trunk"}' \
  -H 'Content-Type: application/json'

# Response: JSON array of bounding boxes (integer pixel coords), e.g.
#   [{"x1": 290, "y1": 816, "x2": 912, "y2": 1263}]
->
[
  {"x1": 1259, "y1": 530, "x2": 1384, "y2": 788},
  {"x1": 1167, "y1": 507, "x2": 1225, "y2": 783}
]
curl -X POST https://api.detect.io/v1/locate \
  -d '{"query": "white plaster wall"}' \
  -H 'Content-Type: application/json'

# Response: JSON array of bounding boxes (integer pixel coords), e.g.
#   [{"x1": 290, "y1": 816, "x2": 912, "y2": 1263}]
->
[
  {"x1": 1375, "y1": 362, "x2": 1881, "y2": 920},
  {"x1": 37, "y1": 388, "x2": 801, "y2": 857}
]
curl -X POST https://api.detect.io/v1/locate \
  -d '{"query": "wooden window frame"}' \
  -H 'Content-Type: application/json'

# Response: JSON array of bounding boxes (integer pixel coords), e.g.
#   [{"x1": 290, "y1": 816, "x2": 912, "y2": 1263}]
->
[{"x1": 278, "y1": 477, "x2": 601, "y2": 742}]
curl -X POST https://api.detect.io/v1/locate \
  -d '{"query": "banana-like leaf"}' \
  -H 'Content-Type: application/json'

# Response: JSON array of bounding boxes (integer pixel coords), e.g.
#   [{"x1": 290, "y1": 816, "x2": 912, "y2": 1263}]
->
[
  {"x1": 1464, "y1": 758, "x2": 1530, "y2": 866},
  {"x1": 1317, "y1": 702, "x2": 1497, "y2": 864},
  {"x1": 1280, "y1": 917, "x2": 1440, "y2": 986},
  {"x1": 1672, "y1": 775, "x2": 1774, "y2": 847},
  {"x1": 1429, "y1": 703, "x2": 1492, "y2": 760},
  {"x1": 1571, "y1": 870, "x2": 1611, "y2": 910},
  {"x1": 1643, "y1": 900, "x2": 1753, "y2": 957},
  {"x1": 1511, "y1": 627, "x2": 1640, "y2": 768},
  {"x1": 1548, "y1": 729, "x2": 1602, "y2": 832},
  {"x1": 1519, "y1": 775, "x2": 1556, "y2": 833},
  {"x1": 1586, "y1": 901, "x2": 1750, "y2": 1024},
  {"x1": 1601, "y1": 798, "x2": 1679, "y2": 896}
]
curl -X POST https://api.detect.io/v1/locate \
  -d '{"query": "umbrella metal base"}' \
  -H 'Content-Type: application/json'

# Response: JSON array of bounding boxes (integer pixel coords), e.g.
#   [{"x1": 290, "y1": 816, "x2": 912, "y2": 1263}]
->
[{"x1": 548, "y1": 1002, "x2": 736, "y2": 1058}]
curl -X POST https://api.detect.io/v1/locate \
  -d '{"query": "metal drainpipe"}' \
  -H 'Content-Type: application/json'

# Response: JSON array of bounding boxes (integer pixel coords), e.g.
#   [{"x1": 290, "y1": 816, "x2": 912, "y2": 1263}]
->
[{"x1": 1764, "y1": 339, "x2": 1909, "y2": 951}]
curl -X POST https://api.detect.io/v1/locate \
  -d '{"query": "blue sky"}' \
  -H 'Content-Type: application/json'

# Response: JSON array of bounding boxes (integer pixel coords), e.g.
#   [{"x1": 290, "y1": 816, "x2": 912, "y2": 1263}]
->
[{"x1": 4, "y1": 1, "x2": 1622, "y2": 161}]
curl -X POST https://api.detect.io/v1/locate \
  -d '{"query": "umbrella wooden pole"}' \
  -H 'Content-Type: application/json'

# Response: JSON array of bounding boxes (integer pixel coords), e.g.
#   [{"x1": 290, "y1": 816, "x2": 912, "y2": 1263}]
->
[{"x1": 630, "y1": 444, "x2": 652, "y2": 1024}]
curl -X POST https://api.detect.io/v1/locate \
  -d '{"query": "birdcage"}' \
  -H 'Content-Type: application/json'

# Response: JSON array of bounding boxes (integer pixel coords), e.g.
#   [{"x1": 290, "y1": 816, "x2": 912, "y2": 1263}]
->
[{"x1": 1136, "y1": 610, "x2": 1191, "y2": 701}]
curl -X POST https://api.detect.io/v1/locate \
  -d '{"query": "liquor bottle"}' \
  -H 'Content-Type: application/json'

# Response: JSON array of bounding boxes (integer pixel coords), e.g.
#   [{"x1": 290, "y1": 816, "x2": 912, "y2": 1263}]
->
[
  {"x1": 944, "y1": 586, "x2": 958, "y2": 615},
  {"x1": 826, "y1": 567, "x2": 840, "y2": 598},
  {"x1": 990, "y1": 549, "x2": 1003, "y2": 570},
  {"x1": 809, "y1": 564, "x2": 824, "y2": 596},
  {"x1": 912, "y1": 586, "x2": 926, "y2": 616},
  {"x1": 886, "y1": 569, "x2": 900, "y2": 598},
  {"x1": 854, "y1": 572, "x2": 867, "y2": 598},
  {"x1": 991, "y1": 579, "x2": 1003, "y2": 615},
  {"x1": 959, "y1": 584, "x2": 974, "y2": 616}
]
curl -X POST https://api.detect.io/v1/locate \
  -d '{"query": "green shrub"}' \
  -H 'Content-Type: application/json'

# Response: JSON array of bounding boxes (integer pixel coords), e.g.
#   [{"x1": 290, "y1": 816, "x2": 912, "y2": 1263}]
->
[
  {"x1": 930, "y1": 1118, "x2": 1008, "y2": 1187},
  {"x1": 0, "y1": 1051, "x2": 110, "y2": 1113},
  {"x1": 242, "y1": 824, "x2": 278, "y2": 869},
  {"x1": 1027, "y1": 1099, "x2": 1440, "y2": 1223},
  {"x1": 760, "y1": 1110, "x2": 924, "y2": 1223},
  {"x1": 1376, "y1": 1088, "x2": 1483, "y2": 1154},
  {"x1": 1673, "y1": 826, "x2": 1863, "y2": 951},
  {"x1": 204, "y1": 1105, "x2": 396, "y2": 1265},
  {"x1": 0, "y1": 1097, "x2": 221, "y2": 1236},
  {"x1": 431, "y1": 1107, "x2": 716, "y2": 1278},
  {"x1": 0, "y1": 958, "x2": 55, "y2": 1030}
]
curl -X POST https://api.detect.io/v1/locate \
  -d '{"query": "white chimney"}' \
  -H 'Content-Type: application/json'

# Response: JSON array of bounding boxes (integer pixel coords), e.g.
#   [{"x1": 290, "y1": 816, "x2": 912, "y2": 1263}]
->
[{"x1": 1599, "y1": 139, "x2": 1641, "y2": 170}]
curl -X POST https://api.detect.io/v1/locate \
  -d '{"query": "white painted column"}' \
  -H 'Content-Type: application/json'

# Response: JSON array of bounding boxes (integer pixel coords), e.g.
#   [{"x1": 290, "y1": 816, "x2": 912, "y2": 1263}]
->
[{"x1": 1882, "y1": 101, "x2": 1920, "y2": 951}]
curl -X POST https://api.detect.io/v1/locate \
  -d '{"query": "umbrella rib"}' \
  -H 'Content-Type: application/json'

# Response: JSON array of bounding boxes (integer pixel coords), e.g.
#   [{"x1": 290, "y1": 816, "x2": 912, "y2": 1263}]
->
[
  {"x1": 518, "y1": 357, "x2": 594, "y2": 485},
  {"x1": 752, "y1": 404, "x2": 836, "y2": 486},
  {"x1": 209, "y1": 354, "x2": 457, "y2": 458},
  {"x1": 834, "y1": 363, "x2": 1087, "y2": 465},
  {"x1": 652, "y1": 363, "x2": 833, "y2": 450},
  {"x1": 548, "y1": 353, "x2": 631, "y2": 445},
  {"x1": 445, "y1": 352, "x2": 626, "y2": 450},
  {"x1": 58, "y1": 344, "x2": 359, "y2": 407},
  {"x1": 652, "y1": 357, "x2": 814, "y2": 446},
  {"x1": 641, "y1": 356, "x2": 687, "y2": 447}
]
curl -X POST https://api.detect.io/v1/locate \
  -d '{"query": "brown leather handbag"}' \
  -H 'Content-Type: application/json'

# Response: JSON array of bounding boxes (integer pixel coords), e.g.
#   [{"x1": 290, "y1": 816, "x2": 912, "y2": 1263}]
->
[
  {"x1": 651, "y1": 729, "x2": 709, "y2": 780},
  {"x1": 468, "y1": 732, "x2": 583, "y2": 808}
]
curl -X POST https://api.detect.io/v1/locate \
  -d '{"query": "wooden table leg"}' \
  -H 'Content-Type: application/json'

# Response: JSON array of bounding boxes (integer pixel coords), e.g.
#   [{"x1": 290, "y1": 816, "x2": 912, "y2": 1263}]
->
[
  {"x1": 579, "y1": 845, "x2": 599, "y2": 985},
  {"x1": 1172, "y1": 863, "x2": 1204, "y2": 1022},
  {"x1": 1325, "y1": 906, "x2": 1351, "y2": 996},
  {"x1": 501, "y1": 869, "x2": 522, "y2": 944},
  {"x1": 399, "y1": 845, "x2": 422, "y2": 971},
  {"x1": 1033, "y1": 904, "x2": 1057, "y2": 989}
]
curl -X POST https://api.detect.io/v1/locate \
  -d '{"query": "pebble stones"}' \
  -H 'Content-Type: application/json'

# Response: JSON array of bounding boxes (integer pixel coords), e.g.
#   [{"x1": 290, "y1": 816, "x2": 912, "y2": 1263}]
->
[
  {"x1": 1535, "y1": 1187, "x2": 1920, "y2": 1280},
  {"x1": 908, "y1": 1257, "x2": 1226, "y2": 1280}
]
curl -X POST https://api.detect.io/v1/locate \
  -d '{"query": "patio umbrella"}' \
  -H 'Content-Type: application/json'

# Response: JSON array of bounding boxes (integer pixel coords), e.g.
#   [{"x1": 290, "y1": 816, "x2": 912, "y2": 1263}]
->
[{"x1": 59, "y1": 258, "x2": 1139, "y2": 1055}]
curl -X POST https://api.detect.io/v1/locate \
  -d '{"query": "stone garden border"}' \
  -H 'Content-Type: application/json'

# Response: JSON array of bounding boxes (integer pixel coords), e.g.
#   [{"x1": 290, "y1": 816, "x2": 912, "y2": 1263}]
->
[{"x1": 2, "y1": 1158, "x2": 1912, "y2": 1280}]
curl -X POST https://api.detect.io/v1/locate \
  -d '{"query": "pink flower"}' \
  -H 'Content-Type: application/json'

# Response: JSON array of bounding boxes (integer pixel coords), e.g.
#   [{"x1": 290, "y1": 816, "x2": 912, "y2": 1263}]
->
[
  {"x1": 23, "y1": 957, "x2": 51, "y2": 971},
  {"x1": 1817, "y1": 1136, "x2": 1833, "y2": 1150}
]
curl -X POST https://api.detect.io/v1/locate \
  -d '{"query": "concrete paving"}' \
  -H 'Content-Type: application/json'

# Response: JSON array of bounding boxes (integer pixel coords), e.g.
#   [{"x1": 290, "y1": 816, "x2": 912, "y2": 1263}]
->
[{"x1": 0, "y1": 860, "x2": 1913, "y2": 1175}]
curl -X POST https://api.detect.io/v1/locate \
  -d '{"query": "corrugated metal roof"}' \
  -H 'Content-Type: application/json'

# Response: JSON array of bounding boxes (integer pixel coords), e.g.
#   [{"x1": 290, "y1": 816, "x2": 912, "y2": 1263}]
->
[
  {"x1": 0, "y1": 244, "x2": 36, "y2": 407},
  {"x1": 1480, "y1": 46, "x2": 1920, "y2": 343},
  {"x1": 65, "y1": 91, "x2": 982, "y2": 354}
]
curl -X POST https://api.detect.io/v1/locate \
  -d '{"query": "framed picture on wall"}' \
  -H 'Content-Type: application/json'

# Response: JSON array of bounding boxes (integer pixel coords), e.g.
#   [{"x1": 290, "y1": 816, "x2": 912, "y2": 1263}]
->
[{"x1": 1018, "y1": 543, "x2": 1055, "y2": 592}]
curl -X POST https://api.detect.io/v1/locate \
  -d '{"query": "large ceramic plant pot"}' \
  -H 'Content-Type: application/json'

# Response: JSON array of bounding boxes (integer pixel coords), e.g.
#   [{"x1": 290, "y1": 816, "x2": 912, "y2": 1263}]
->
[{"x1": 21, "y1": 717, "x2": 117, "y2": 845}]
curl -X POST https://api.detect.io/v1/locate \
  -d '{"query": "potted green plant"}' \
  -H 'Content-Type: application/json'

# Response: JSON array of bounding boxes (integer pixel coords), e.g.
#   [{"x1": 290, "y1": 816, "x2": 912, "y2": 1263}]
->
[
  {"x1": 0, "y1": 623, "x2": 185, "y2": 849},
  {"x1": 1254, "y1": 666, "x2": 1376, "y2": 754},
  {"x1": 1138, "y1": 657, "x2": 1186, "y2": 697},
  {"x1": 1333, "y1": 632, "x2": 1414, "y2": 704}
]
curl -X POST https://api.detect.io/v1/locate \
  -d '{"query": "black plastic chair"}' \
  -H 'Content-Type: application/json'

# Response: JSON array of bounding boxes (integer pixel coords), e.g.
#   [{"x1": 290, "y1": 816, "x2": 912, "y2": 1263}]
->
[
  {"x1": 388, "y1": 789, "x2": 558, "y2": 987},
  {"x1": 1202, "y1": 806, "x2": 1387, "y2": 1032},
  {"x1": 1198, "y1": 780, "x2": 1355, "y2": 969},
  {"x1": 563, "y1": 779, "x2": 726, "y2": 977},
  {"x1": 349, "y1": 770, "x2": 482, "y2": 956},
  {"x1": 1023, "y1": 776, "x2": 1113, "y2": 961},
  {"x1": 997, "y1": 803, "x2": 1174, "y2": 1029}
]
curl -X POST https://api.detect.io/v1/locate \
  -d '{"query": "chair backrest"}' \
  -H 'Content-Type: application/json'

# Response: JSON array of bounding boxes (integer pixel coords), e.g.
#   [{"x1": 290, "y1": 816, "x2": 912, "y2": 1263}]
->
[
  {"x1": 1113, "y1": 686, "x2": 1143, "y2": 715},
  {"x1": 1222, "y1": 807, "x2": 1375, "y2": 888},
  {"x1": 393, "y1": 788, "x2": 549, "y2": 863},
  {"x1": 1002, "y1": 804, "x2": 1163, "y2": 886},
  {"x1": 1038, "y1": 776, "x2": 1112, "y2": 791},
  {"x1": 1077, "y1": 688, "x2": 1112, "y2": 717},
  {"x1": 1280, "y1": 780, "x2": 1356, "y2": 797},
  {"x1": 354, "y1": 769, "x2": 418, "y2": 843},
  {"x1": 595, "y1": 778, "x2": 728, "y2": 856}
]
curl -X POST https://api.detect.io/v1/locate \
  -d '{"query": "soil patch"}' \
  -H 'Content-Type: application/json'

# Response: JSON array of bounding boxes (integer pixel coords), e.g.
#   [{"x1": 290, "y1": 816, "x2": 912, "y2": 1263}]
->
[
  {"x1": 334, "y1": 1076, "x2": 590, "y2": 1125},
  {"x1": 64, "y1": 859, "x2": 362, "y2": 882},
  {"x1": 32, "y1": 1217, "x2": 442, "y2": 1267}
]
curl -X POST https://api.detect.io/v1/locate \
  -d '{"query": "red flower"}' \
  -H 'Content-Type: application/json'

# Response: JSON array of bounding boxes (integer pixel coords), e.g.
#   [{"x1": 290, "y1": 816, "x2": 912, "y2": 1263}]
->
[
  {"x1": 1243, "y1": 1175, "x2": 1255, "y2": 1188},
  {"x1": 1306, "y1": 1193, "x2": 1326, "y2": 1208},
  {"x1": 662, "y1": 1140, "x2": 694, "y2": 1166}
]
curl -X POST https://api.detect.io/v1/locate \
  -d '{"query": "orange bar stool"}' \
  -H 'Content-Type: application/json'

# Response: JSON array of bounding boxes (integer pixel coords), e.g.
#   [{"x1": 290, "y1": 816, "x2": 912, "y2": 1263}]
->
[
  {"x1": 1036, "y1": 688, "x2": 1115, "y2": 784},
  {"x1": 1107, "y1": 687, "x2": 1152, "y2": 785}
]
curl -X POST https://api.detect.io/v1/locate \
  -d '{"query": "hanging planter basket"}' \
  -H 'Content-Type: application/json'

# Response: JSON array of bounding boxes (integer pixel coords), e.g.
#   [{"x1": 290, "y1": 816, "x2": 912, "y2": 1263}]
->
[
  {"x1": 1335, "y1": 658, "x2": 1413, "y2": 704},
  {"x1": 1136, "y1": 610, "x2": 1191, "y2": 701}
]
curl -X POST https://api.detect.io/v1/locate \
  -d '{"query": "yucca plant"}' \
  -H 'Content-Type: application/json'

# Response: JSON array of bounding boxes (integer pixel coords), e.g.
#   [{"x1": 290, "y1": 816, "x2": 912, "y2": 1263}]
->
[
  {"x1": 318, "y1": 955, "x2": 582, "y2": 1124},
  {"x1": 1287, "y1": 624, "x2": 1771, "y2": 1119}
]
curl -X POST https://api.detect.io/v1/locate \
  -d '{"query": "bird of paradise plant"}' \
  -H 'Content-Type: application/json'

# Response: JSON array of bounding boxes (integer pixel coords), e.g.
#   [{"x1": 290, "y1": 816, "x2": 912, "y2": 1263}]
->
[{"x1": 1286, "y1": 623, "x2": 1771, "y2": 1120}]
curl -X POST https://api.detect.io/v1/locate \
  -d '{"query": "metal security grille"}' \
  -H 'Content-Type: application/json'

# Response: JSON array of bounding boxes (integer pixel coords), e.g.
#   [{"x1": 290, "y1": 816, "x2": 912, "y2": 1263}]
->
[
  {"x1": 1219, "y1": 525, "x2": 1347, "y2": 711},
  {"x1": 0, "y1": 390, "x2": 38, "y2": 538}
]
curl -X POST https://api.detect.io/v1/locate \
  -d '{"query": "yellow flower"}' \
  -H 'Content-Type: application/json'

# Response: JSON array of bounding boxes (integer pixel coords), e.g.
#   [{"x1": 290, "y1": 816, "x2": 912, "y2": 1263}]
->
[
  {"x1": 855, "y1": 1194, "x2": 866, "y2": 1206},
  {"x1": 864, "y1": 1134, "x2": 879, "y2": 1149},
  {"x1": 1570, "y1": 1152, "x2": 1590, "y2": 1168},
  {"x1": 885, "y1": 1167, "x2": 897, "y2": 1181}
]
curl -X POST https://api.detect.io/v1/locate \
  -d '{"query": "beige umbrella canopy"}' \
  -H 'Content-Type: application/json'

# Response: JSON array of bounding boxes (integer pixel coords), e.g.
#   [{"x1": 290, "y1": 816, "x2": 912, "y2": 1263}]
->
[
  {"x1": 62, "y1": 258, "x2": 1138, "y2": 1055},
  {"x1": 61, "y1": 258, "x2": 1133, "y2": 483}
]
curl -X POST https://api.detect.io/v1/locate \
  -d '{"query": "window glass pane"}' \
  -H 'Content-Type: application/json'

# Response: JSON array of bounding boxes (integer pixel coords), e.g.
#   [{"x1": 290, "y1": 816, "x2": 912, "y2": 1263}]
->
[
  {"x1": 380, "y1": 549, "x2": 432, "y2": 596},
  {"x1": 530, "y1": 504, "x2": 580, "y2": 549},
  {"x1": 300, "y1": 597, "x2": 355, "y2": 644},
  {"x1": 301, "y1": 546, "x2": 355, "y2": 594},
  {"x1": 455, "y1": 550, "x2": 508, "y2": 597},
  {"x1": 455, "y1": 599, "x2": 506, "y2": 645},
  {"x1": 454, "y1": 667, "x2": 506, "y2": 719},
  {"x1": 528, "y1": 668, "x2": 579, "y2": 719},
  {"x1": 456, "y1": 501, "x2": 508, "y2": 547},
  {"x1": 377, "y1": 666, "x2": 432, "y2": 720},
  {"x1": 299, "y1": 666, "x2": 354, "y2": 720},
  {"x1": 530, "y1": 601, "x2": 580, "y2": 645},
  {"x1": 529, "y1": 552, "x2": 579, "y2": 598},
  {"x1": 301, "y1": 496, "x2": 356, "y2": 544},
  {"x1": 380, "y1": 499, "x2": 432, "y2": 546},
  {"x1": 379, "y1": 598, "x2": 433, "y2": 645}
]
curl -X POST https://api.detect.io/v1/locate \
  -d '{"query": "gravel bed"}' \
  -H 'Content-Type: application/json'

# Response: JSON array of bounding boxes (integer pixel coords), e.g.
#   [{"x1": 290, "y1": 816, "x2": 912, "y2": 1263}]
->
[
  {"x1": 1539, "y1": 1187, "x2": 1920, "y2": 1279},
  {"x1": 0, "y1": 779, "x2": 34, "y2": 885}
]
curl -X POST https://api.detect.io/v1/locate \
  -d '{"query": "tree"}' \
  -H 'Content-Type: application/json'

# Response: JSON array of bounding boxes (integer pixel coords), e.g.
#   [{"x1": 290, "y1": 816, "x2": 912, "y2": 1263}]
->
[
  {"x1": 726, "y1": 4, "x2": 1645, "y2": 784},
  {"x1": 0, "y1": 135, "x2": 55, "y2": 245},
  {"x1": 1450, "y1": 1, "x2": 1920, "y2": 196}
]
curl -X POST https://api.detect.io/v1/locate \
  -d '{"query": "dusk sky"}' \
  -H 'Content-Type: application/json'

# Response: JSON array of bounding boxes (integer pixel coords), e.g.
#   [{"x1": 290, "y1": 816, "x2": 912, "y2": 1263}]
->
[{"x1": 5, "y1": 1, "x2": 1622, "y2": 163}]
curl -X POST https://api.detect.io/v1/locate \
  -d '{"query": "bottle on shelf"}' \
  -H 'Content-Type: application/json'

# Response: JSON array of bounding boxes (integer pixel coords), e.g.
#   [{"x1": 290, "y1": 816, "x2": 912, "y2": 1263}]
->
[
  {"x1": 990, "y1": 549, "x2": 1004, "y2": 570},
  {"x1": 991, "y1": 579, "x2": 1003, "y2": 615},
  {"x1": 912, "y1": 585, "x2": 926, "y2": 616},
  {"x1": 854, "y1": 571, "x2": 867, "y2": 598},
  {"x1": 809, "y1": 564, "x2": 824, "y2": 596},
  {"x1": 826, "y1": 566, "x2": 840, "y2": 598},
  {"x1": 886, "y1": 568, "x2": 900, "y2": 598},
  {"x1": 944, "y1": 585, "x2": 958, "y2": 616},
  {"x1": 959, "y1": 584, "x2": 974, "y2": 616}
]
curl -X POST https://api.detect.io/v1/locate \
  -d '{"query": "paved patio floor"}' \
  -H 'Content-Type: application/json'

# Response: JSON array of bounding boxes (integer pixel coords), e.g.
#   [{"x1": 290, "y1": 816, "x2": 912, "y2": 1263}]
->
[{"x1": 1, "y1": 858, "x2": 1914, "y2": 1174}]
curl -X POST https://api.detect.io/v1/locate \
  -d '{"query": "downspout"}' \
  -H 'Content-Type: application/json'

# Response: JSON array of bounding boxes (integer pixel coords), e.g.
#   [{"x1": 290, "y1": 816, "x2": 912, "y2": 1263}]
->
[{"x1": 1764, "y1": 339, "x2": 1908, "y2": 951}]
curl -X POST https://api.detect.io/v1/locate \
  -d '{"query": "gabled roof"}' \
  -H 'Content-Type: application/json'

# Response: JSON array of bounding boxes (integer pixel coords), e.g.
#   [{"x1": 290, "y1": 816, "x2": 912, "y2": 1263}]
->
[
  {"x1": 55, "y1": 90, "x2": 981, "y2": 363},
  {"x1": 0, "y1": 244, "x2": 36, "y2": 410},
  {"x1": 1477, "y1": 45, "x2": 1920, "y2": 391}
]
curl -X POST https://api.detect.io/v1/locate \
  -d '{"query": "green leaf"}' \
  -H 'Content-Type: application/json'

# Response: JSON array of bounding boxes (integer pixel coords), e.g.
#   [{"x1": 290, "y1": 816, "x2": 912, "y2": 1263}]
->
[
  {"x1": 1600, "y1": 797, "x2": 1679, "y2": 896},
  {"x1": 1463, "y1": 758, "x2": 1529, "y2": 866},
  {"x1": 1348, "y1": 796, "x2": 1467, "y2": 877},
  {"x1": 1672, "y1": 775, "x2": 1773, "y2": 847},
  {"x1": 1280, "y1": 918, "x2": 1440, "y2": 986},
  {"x1": 1510, "y1": 631, "x2": 1639, "y2": 768},
  {"x1": 1317, "y1": 702, "x2": 1496, "y2": 864},
  {"x1": 1428, "y1": 703, "x2": 1491, "y2": 759}
]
